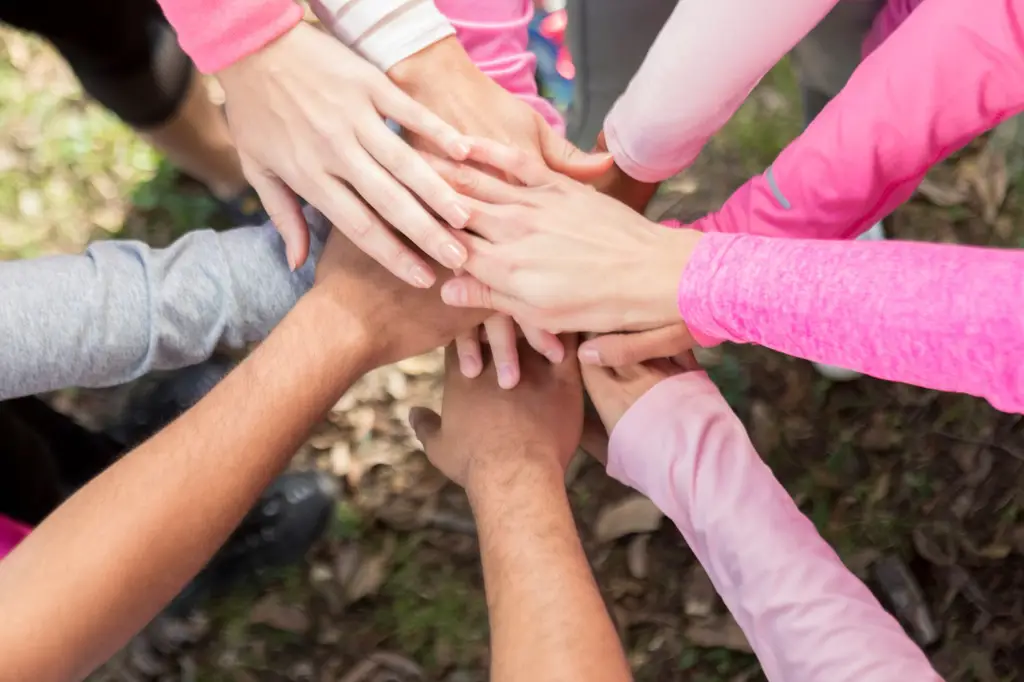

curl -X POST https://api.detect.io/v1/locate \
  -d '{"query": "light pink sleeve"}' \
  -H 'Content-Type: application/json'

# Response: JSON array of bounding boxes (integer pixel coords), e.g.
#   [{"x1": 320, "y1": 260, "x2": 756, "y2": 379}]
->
[
  {"x1": 154, "y1": 0, "x2": 303, "y2": 73},
  {"x1": 607, "y1": 373, "x2": 942, "y2": 682},
  {"x1": 702, "y1": 0, "x2": 1024, "y2": 240},
  {"x1": 603, "y1": 0, "x2": 841, "y2": 183},
  {"x1": 677, "y1": 233, "x2": 1024, "y2": 414},
  {"x1": 432, "y1": 0, "x2": 564, "y2": 133}
]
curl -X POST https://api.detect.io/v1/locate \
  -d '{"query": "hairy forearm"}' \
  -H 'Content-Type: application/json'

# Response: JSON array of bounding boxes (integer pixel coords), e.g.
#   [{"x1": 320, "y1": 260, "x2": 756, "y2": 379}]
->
[
  {"x1": 0, "y1": 291, "x2": 369, "y2": 682},
  {"x1": 469, "y1": 459, "x2": 631, "y2": 682}
]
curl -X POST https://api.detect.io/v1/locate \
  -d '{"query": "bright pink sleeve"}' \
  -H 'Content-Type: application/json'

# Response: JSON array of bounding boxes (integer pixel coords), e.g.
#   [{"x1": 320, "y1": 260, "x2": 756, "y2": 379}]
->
[
  {"x1": 433, "y1": 0, "x2": 564, "y2": 133},
  {"x1": 0, "y1": 515, "x2": 30, "y2": 562},
  {"x1": 862, "y1": 0, "x2": 925, "y2": 58},
  {"x1": 678, "y1": 233, "x2": 1024, "y2": 414},
  {"x1": 154, "y1": 0, "x2": 302, "y2": 74},
  {"x1": 705, "y1": 0, "x2": 1024, "y2": 240},
  {"x1": 603, "y1": 0, "x2": 841, "y2": 183},
  {"x1": 607, "y1": 373, "x2": 942, "y2": 682}
]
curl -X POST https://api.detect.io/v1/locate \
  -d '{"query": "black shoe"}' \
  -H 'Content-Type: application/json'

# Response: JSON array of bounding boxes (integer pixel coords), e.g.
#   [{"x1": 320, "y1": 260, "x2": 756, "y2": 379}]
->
[{"x1": 166, "y1": 470, "x2": 338, "y2": 616}]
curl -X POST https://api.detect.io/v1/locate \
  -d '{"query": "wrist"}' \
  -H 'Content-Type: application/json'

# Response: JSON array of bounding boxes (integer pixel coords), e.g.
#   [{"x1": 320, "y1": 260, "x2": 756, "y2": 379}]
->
[
  {"x1": 640, "y1": 226, "x2": 703, "y2": 328},
  {"x1": 465, "y1": 450, "x2": 565, "y2": 509},
  {"x1": 389, "y1": 36, "x2": 489, "y2": 97},
  {"x1": 294, "y1": 289, "x2": 376, "y2": 376}
]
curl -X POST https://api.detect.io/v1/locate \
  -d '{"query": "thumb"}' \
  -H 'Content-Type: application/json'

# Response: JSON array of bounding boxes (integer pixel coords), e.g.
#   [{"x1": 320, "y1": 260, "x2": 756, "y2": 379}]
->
[
  {"x1": 246, "y1": 164, "x2": 310, "y2": 269},
  {"x1": 409, "y1": 407, "x2": 442, "y2": 453},
  {"x1": 538, "y1": 123, "x2": 613, "y2": 182}
]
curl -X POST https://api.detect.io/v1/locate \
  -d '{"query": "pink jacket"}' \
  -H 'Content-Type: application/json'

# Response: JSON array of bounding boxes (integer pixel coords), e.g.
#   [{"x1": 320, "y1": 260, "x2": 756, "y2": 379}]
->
[
  {"x1": 610, "y1": 372, "x2": 942, "y2": 681},
  {"x1": 0, "y1": 515, "x2": 30, "y2": 561}
]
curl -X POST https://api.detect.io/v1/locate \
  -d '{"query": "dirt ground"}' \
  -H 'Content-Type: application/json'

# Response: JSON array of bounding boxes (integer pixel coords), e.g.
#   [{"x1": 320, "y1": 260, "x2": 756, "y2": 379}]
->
[{"x1": 2, "y1": 26, "x2": 1023, "y2": 682}]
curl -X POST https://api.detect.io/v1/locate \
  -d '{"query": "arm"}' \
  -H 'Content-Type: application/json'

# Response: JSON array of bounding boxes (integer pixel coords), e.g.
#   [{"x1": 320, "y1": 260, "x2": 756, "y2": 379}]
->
[
  {"x1": 603, "y1": 0, "x2": 841, "y2": 183},
  {"x1": 0, "y1": 228, "x2": 489, "y2": 682},
  {"x1": 604, "y1": 371, "x2": 942, "y2": 682},
  {"x1": 0, "y1": 216, "x2": 327, "y2": 401},
  {"x1": 677, "y1": 232, "x2": 1024, "y2": 414},
  {"x1": 471, "y1": 459, "x2": 629, "y2": 682},
  {"x1": 702, "y1": 0, "x2": 1024, "y2": 239},
  {"x1": 154, "y1": 0, "x2": 302, "y2": 73},
  {"x1": 411, "y1": 342, "x2": 631, "y2": 682}
]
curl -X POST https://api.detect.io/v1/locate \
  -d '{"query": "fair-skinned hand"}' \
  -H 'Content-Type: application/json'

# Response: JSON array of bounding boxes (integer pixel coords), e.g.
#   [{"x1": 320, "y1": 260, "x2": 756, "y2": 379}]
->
[
  {"x1": 428, "y1": 139, "x2": 702, "y2": 336},
  {"x1": 311, "y1": 217, "x2": 490, "y2": 372},
  {"x1": 590, "y1": 131, "x2": 660, "y2": 214},
  {"x1": 216, "y1": 23, "x2": 474, "y2": 286},
  {"x1": 581, "y1": 353, "x2": 701, "y2": 457},
  {"x1": 391, "y1": 38, "x2": 613, "y2": 387},
  {"x1": 409, "y1": 338, "x2": 584, "y2": 490}
]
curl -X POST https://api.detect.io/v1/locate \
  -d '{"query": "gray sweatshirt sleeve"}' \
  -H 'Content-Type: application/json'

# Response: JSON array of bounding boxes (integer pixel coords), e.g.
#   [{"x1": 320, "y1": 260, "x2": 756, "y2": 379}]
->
[{"x1": 0, "y1": 212, "x2": 329, "y2": 400}]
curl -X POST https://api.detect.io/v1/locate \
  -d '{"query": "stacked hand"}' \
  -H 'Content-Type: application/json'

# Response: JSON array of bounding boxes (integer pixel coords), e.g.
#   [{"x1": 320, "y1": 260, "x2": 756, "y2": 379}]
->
[
  {"x1": 410, "y1": 337, "x2": 583, "y2": 491},
  {"x1": 217, "y1": 23, "x2": 473, "y2": 286},
  {"x1": 428, "y1": 139, "x2": 703, "y2": 350},
  {"x1": 391, "y1": 38, "x2": 612, "y2": 388}
]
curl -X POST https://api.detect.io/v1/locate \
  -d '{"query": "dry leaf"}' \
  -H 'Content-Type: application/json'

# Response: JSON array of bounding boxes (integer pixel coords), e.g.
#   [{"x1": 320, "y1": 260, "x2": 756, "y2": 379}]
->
[
  {"x1": 396, "y1": 352, "x2": 443, "y2": 376},
  {"x1": 626, "y1": 535, "x2": 651, "y2": 580},
  {"x1": 594, "y1": 495, "x2": 663, "y2": 542},
  {"x1": 749, "y1": 401, "x2": 779, "y2": 454},
  {"x1": 684, "y1": 615, "x2": 752, "y2": 653},
  {"x1": 345, "y1": 537, "x2": 395, "y2": 603},
  {"x1": 683, "y1": 564, "x2": 719, "y2": 618},
  {"x1": 330, "y1": 441, "x2": 353, "y2": 477},
  {"x1": 249, "y1": 594, "x2": 310, "y2": 634}
]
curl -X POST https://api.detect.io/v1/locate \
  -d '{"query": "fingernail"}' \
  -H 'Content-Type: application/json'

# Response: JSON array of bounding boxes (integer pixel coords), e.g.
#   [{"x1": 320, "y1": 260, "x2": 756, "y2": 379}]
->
[
  {"x1": 498, "y1": 363, "x2": 518, "y2": 389},
  {"x1": 579, "y1": 347, "x2": 601, "y2": 365},
  {"x1": 546, "y1": 345, "x2": 565, "y2": 364},
  {"x1": 449, "y1": 203, "x2": 471, "y2": 229},
  {"x1": 440, "y1": 241, "x2": 467, "y2": 269},
  {"x1": 448, "y1": 137, "x2": 472, "y2": 159},
  {"x1": 460, "y1": 353, "x2": 482, "y2": 378},
  {"x1": 441, "y1": 281, "x2": 466, "y2": 306},
  {"x1": 410, "y1": 264, "x2": 434, "y2": 289},
  {"x1": 286, "y1": 251, "x2": 297, "y2": 272}
]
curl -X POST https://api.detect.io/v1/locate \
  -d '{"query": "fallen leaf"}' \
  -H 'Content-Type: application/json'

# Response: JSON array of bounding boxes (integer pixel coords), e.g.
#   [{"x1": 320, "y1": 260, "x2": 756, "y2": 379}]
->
[
  {"x1": 345, "y1": 537, "x2": 395, "y2": 603},
  {"x1": 330, "y1": 441, "x2": 352, "y2": 478},
  {"x1": 870, "y1": 554, "x2": 941, "y2": 647},
  {"x1": 626, "y1": 534, "x2": 651, "y2": 580},
  {"x1": 396, "y1": 352, "x2": 443, "y2": 376},
  {"x1": 682, "y1": 564, "x2": 719, "y2": 618},
  {"x1": 684, "y1": 615, "x2": 752, "y2": 653},
  {"x1": 749, "y1": 401, "x2": 779, "y2": 454},
  {"x1": 249, "y1": 594, "x2": 310, "y2": 634},
  {"x1": 594, "y1": 495, "x2": 663, "y2": 543}
]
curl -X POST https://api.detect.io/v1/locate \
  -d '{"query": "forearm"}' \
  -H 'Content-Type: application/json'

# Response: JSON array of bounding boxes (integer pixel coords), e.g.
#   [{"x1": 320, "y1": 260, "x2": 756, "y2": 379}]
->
[
  {"x1": 0, "y1": 291, "x2": 368, "y2": 682},
  {"x1": 154, "y1": 0, "x2": 303, "y2": 73},
  {"x1": 603, "y1": 0, "x2": 840, "y2": 183},
  {"x1": 0, "y1": 219, "x2": 325, "y2": 400},
  {"x1": 469, "y1": 460, "x2": 630, "y2": 682},
  {"x1": 678, "y1": 233, "x2": 1024, "y2": 413},
  {"x1": 607, "y1": 374, "x2": 940, "y2": 681},
  {"x1": 703, "y1": 0, "x2": 1024, "y2": 239}
]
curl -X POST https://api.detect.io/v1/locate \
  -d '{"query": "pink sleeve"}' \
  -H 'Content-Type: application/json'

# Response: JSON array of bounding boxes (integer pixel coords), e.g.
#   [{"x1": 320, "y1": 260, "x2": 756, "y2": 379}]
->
[
  {"x1": 704, "y1": 0, "x2": 1024, "y2": 240},
  {"x1": 0, "y1": 515, "x2": 30, "y2": 562},
  {"x1": 603, "y1": 0, "x2": 841, "y2": 183},
  {"x1": 862, "y1": 0, "x2": 926, "y2": 58},
  {"x1": 433, "y1": 0, "x2": 564, "y2": 133},
  {"x1": 678, "y1": 233, "x2": 1024, "y2": 414},
  {"x1": 607, "y1": 373, "x2": 942, "y2": 682},
  {"x1": 154, "y1": 0, "x2": 303, "y2": 73}
]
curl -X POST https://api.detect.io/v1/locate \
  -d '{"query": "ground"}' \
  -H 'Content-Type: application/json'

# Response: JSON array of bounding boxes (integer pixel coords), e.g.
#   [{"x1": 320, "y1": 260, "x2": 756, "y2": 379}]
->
[{"x1": 2, "y1": 25, "x2": 1024, "y2": 682}]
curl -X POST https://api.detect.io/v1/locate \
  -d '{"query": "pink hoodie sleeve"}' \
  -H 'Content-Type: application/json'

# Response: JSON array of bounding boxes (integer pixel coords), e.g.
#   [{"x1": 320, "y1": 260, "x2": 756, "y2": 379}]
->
[
  {"x1": 154, "y1": 0, "x2": 302, "y2": 74},
  {"x1": 703, "y1": 0, "x2": 1024, "y2": 240},
  {"x1": 432, "y1": 0, "x2": 564, "y2": 133},
  {"x1": 607, "y1": 372, "x2": 942, "y2": 682},
  {"x1": 0, "y1": 515, "x2": 30, "y2": 562},
  {"x1": 677, "y1": 234, "x2": 1024, "y2": 413},
  {"x1": 602, "y1": 0, "x2": 842, "y2": 183}
]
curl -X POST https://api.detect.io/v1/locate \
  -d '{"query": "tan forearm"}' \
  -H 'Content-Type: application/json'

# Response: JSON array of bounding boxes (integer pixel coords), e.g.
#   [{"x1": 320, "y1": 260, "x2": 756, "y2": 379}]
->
[
  {"x1": 0, "y1": 292, "x2": 369, "y2": 682},
  {"x1": 469, "y1": 459, "x2": 632, "y2": 682}
]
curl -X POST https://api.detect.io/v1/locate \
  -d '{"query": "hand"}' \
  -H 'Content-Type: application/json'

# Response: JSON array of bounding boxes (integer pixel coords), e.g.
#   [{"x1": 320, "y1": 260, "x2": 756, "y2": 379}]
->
[
  {"x1": 311, "y1": 216, "x2": 490, "y2": 371},
  {"x1": 391, "y1": 38, "x2": 612, "y2": 385},
  {"x1": 590, "y1": 131, "x2": 660, "y2": 214},
  {"x1": 432, "y1": 139, "x2": 703, "y2": 335},
  {"x1": 581, "y1": 353, "x2": 700, "y2": 435},
  {"x1": 409, "y1": 338, "x2": 584, "y2": 490},
  {"x1": 216, "y1": 23, "x2": 473, "y2": 286}
]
